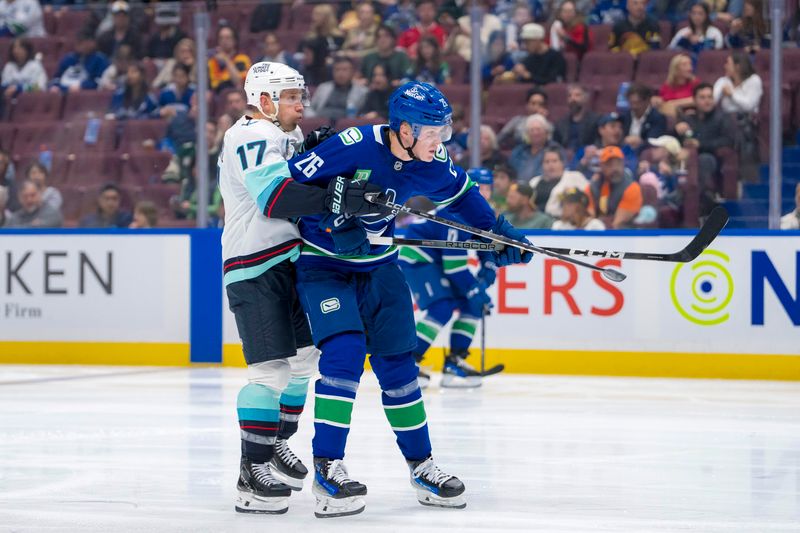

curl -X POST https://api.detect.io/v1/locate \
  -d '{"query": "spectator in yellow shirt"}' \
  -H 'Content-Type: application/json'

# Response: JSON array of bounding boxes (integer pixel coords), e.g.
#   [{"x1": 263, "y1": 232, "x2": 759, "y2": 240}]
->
[{"x1": 208, "y1": 25, "x2": 251, "y2": 93}]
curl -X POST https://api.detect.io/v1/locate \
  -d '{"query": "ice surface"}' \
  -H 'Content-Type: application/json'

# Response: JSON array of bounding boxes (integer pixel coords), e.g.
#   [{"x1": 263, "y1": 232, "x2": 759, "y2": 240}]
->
[{"x1": 1, "y1": 365, "x2": 798, "y2": 532}]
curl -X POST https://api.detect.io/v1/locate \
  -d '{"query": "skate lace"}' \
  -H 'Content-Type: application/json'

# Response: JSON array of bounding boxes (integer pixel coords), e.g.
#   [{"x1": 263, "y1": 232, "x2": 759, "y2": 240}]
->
[
  {"x1": 414, "y1": 458, "x2": 453, "y2": 486},
  {"x1": 252, "y1": 463, "x2": 280, "y2": 486},
  {"x1": 275, "y1": 439, "x2": 300, "y2": 468},
  {"x1": 327, "y1": 459, "x2": 354, "y2": 485}
]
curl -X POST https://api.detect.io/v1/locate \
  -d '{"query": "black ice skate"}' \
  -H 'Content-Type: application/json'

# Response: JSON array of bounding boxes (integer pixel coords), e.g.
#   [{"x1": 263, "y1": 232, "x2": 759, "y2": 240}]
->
[
  {"x1": 235, "y1": 458, "x2": 292, "y2": 514},
  {"x1": 312, "y1": 457, "x2": 367, "y2": 518},
  {"x1": 441, "y1": 353, "x2": 482, "y2": 388},
  {"x1": 269, "y1": 438, "x2": 308, "y2": 491},
  {"x1": 407, "y1": 455, "x2": 466, "y2": 509}
]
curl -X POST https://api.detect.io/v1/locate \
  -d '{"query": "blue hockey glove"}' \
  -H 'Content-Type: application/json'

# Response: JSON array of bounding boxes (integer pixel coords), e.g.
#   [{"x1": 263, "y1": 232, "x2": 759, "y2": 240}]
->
[
  {"x1": 488, "y1": 215, "x2": 534, "y2": 267},
  {"x1": 464, "y1": 281, "x2": 493, "y2": 317},
  {"x1": 477, "y1": 252, "x2": 498, "y2": 287},
  {"x1": 318, "y1": 213, "x2": 371, "y2": 256}
]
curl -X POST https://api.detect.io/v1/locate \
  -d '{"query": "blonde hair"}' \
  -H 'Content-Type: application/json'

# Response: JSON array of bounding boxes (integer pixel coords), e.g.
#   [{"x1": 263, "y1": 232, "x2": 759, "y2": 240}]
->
[
  {"x1": 666, "y1": 54, "x2": 693, "y2": 86},
  {"x1": 480, "y1": 125, "x2": 498, "y2": 151},
  {"x1": 308, "y1": 4, "x2": 343, "y2": 39}
]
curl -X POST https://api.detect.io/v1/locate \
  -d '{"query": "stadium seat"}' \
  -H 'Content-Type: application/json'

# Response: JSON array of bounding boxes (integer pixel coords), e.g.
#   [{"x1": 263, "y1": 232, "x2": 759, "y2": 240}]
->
[
  {"x1": 444, "y1": 54, "x2": 468, "y2": 84},
  {"x1": 0, "y1": 123, "x2": 15, "y2": 152},
  {"x1": 484, "y1": 83, "x2": 532, "y2": 123},
  {"x1": 273, "y1": 29, "x2": 303, "y2": 56},
  {"x1": 439, "y1": 84, "x2": 471, "y2": 112},
  {"x1": 695, "y1": 50, "x2": 729, "y2": 83},
  {"x1": 589, "y1": 24, "x2": 612, "y2": 51},
  {"x1": 578, "y1": 51, "x2": 635, "y2": 88},
  {"x1": 120, "y1": 151, "x2": 173, "y2": 186},
  {"x1": 52, "y1": 9, "x2": 91, "y2": 37},
  {"x1": 28, "y1": 37, "x2": 64, "y2": 61},
  {"x1": 64, "y1": 153, "x2": 123, "y2": 185},
  {"x1": 302, "y1": 116, "x2": 334, "y2": 133},
  {"x1": 658, "y1": 21, "x2": 673, "y2": 48},
  {"x1": 564, "y1": 52, "x2": 578, "y2": 82},
  {"x1": 634, "y1": 50, "x2": 680, "y2": 90},
  {"x1": 335, "y1": 117, "x2": 385, "y2": 130},
  {"x1": 61, "y1": 119, "x2": 119, "y2": 153},
  {"x1": 62, "y1": 90, "x2": 115, "y2": 121},
  {"x1": 0, "y1": 38, "x2": 10, "y2": 62},
  {"x1": 10, "y1": 92, "x2": 63, "y2": 123},
  {"x1": 290, "y1": 4, "x2": 315, "y2": 32},
  {"x1": 11, "y1": 122, "x2": 67, "y2": 157},
  {"x1": 117, "y1": 119, "x2": 168, "y2": 153}
]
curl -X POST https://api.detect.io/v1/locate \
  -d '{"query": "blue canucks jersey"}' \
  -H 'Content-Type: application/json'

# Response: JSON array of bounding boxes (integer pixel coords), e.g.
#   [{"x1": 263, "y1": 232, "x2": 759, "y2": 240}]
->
[{"x1": 287, "y1": 124, "x2": 496, "y2": 272}]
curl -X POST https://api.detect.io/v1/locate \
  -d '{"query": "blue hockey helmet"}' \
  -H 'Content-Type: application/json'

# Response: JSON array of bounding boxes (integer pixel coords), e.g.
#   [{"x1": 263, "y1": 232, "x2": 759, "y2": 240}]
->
[
  {"x1": 388, "y1": 81, "x2": 453, "y2": 142},
  {"x1": 467, "y1": 167, "x2": 494, "y2": 186}
]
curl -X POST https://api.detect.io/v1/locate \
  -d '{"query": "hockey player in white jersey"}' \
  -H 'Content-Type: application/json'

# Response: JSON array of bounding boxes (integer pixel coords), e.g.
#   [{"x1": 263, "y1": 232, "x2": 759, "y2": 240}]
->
[{"x1": 219, "y1": 62, "x2": 383, "y2": 515}]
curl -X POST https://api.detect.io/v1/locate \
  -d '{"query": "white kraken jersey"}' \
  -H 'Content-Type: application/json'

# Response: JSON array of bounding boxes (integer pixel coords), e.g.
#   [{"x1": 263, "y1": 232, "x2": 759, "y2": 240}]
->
[{"x1": 219, "y1": 115, "x2": 304, "y2": 286}]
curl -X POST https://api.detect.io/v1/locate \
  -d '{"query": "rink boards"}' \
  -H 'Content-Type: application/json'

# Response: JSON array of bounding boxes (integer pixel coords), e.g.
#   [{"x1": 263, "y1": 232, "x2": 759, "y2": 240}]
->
[{"x1": 0, "y1": 228, "x2": 798, "y2": 380}]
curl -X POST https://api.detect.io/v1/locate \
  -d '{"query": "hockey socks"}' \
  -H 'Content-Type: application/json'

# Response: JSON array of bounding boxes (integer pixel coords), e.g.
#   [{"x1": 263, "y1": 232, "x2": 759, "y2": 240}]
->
[
  {"x1": 450, "y1": 314, "x2": 479, "y2": 353},
  {"x1": 382, "y1": 382, "x2": 432, "y2": 460},
  {"x1": 237, "y1": 383, "x2": 281, "y2": 464},
  {"x1": 278, "y1": 376, "x2": 308, "y2": 439},
  {"x1": 313, "y1": 377, "x2": 357, "y2": 460},
  {"x1": 414, "y1": 299, "x2": 454, "y2": 359}
]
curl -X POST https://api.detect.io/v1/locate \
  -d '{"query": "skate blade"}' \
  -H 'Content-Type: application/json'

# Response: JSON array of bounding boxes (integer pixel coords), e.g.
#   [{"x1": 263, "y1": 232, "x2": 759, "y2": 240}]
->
[
  {"x1": 440, "y1": 374, "x2": 481, "y2": 388},
  {"x1": 313, "y1": 495, "x2": 366, "y2": 518},
  {"x1": 235, "y1": 492, "x2": 289, "y2": 514},
  {"x1": 269, "y1": 464, "x2": 305, "y2": 491},
  {"x1": 415, "y1": 489, "x2": 467, "y2": 509}
]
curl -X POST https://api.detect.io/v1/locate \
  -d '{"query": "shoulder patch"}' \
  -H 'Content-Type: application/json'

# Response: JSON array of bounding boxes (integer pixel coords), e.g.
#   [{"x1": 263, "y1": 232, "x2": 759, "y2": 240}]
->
[
  {"x1": 339, "y1": 127, "x2": 364, "y2": 146},
  {"x1": 433, "y1": 144, "x2": 448, "y2": 162}
]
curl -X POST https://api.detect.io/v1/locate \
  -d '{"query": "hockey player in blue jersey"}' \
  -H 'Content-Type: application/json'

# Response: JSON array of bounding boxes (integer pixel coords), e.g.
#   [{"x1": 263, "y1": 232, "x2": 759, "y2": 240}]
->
[
  {"x1": 286, "y1": 81, "x2": 533, "y2": 517},
  {"x1": 398, "y1": 218, "x2": 498, "y2": 388}
]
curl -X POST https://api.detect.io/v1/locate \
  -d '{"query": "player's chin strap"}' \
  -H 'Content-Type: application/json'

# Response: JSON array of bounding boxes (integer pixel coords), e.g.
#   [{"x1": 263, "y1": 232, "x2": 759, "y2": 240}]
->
[{"x1": 394, "y1": 129, "x2": 421, "y2": 161}]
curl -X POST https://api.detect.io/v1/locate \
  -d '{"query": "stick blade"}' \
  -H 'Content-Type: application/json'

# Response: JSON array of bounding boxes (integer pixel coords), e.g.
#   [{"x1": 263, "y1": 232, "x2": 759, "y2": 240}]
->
[{"x1": 678, "y1": 206, "x2": 729, "y2": 262}]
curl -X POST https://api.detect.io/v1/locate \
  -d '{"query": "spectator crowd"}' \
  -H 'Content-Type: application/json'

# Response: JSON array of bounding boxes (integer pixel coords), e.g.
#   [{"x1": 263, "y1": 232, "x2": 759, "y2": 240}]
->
[{"x1": 0, "y1": 0, "x2": 799, "y2": 229}]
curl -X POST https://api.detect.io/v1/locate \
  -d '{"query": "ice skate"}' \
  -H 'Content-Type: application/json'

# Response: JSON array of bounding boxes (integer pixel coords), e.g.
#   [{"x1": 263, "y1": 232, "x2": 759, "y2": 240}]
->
[
  {"x1": 235, "y1": 458, "x2": 291, "y2": 514},
  {"x1": 440, "y1": 354, "x2": 482, "y2": 388},
  {"x1": 269, "y1": 438, "x2": 308, "y2": 491},
  {"x1": 408, "y1": 455, "x2": 466, "y2": 508},
  {"x1": 312, "y1": 458, "x2": 367, "y2": 518}
]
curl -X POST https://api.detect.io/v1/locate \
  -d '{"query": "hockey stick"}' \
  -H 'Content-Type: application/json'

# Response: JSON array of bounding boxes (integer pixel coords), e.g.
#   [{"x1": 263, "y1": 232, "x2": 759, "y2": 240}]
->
[
  {"x1": 369, "y1": 205, "x2": 729, "y2": 263},
  {"x1": 365, "y1": 194, "x2": 628, "y2": 282}
]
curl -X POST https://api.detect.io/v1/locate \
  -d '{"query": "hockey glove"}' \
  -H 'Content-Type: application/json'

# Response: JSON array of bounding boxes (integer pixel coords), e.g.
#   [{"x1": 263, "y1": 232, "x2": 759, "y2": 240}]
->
[
  {"x1": 325, "y1": 176, "x2": 391, "y2": 217},
  {"x1": 318, "y1": 213, "x2": 371, "y2": 257},
  {"x1": 476, "y1": 252, "x2": 499, "y2": 287},
  {"x1": 463, "y1": 281, "x2": 493, "y2": 317},
  {"x1": 301, "y1": 125, "x2": 337, "y2": 153},
  {"x1": 488, "y1": 215, "x2": 534, "y2": 267}
]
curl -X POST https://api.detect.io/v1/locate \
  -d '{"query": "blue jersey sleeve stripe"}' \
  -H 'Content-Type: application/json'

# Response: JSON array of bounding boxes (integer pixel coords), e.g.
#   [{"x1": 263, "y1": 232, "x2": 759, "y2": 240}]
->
[{"x1": 244, "y1": 160, "x2": 291, "y2": 212}]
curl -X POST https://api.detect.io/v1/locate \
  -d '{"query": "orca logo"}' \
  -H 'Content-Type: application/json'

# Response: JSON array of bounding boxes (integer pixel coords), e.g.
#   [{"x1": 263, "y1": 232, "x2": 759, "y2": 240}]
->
[{"x1": 320, "y1": 298, "x2": 341, "y2": 314}]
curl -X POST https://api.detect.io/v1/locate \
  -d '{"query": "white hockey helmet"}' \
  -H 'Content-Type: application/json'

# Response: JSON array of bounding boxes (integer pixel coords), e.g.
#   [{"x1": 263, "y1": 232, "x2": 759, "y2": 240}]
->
[{"x1": 243, "y1": 61, "x2": 309, "y2": 115}]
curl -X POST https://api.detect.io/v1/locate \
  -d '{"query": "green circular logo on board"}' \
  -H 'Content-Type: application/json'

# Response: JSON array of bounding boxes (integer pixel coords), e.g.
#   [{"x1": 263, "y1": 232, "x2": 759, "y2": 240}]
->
[{"x1": 670, "y1": 249, "x2": 734, "y2": 326}]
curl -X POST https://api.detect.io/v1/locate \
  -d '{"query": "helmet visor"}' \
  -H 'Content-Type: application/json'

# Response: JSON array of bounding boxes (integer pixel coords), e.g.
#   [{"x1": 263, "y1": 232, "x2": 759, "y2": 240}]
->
[
  {"x1": 413, "y1": 124, "x2": 453, "y2": 143},
  {"x1": 278, "y1": 88, "x2": 310, "y2": 107}
]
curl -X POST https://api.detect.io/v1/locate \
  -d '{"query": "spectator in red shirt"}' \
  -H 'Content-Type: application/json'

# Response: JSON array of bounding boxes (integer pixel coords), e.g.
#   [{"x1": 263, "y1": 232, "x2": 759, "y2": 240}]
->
[
  {"x1": 398, "y1": 0, "x2": 447, "y2": 58},
  {"x1": 654, "y1": 54, "x2": 700, "y2": 118},
  {"x1": 549, "y1": 0, "x2": 593, "y2": 60}
]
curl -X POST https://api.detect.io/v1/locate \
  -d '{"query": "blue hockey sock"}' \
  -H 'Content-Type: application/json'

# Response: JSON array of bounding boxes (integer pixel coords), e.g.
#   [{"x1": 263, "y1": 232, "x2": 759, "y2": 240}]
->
[
  {"x1": 237, "y1": 383, "x2": 280, "y2": 464},
  {"x1": 413, "y1": 299, "x2": 454, "y2": 361},
  {"x1": 371, "y1": 352, "x2": 432, "y2": 461},
  {"x1": 312, "y1": 333, "x2": 366, "y2": 459},
  {"x1": 278, "y1": 376, "x2": 309, "y2": 440},
  {"x1": 450, "y1": 313, "x2": 479, "y2": 354}
]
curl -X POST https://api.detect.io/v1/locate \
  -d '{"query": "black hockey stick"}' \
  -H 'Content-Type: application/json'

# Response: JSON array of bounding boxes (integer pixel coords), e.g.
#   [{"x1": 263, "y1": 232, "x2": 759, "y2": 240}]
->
[
  {"x1": 370, "y1": 205, "x2": 730, "y2": 263},
  {"x1": 365, "y1": 194, "x2": 628, "y2": 282}
]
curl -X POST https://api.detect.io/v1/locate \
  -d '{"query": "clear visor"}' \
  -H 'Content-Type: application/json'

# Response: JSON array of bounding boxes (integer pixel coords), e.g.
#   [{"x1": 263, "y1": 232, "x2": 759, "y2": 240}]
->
[
  {"x1": 412, "y1": 124, "x2": 453, "y2": 143},
  {"x1": 277, "y1": 88, "x2": 310, "y2": 107}
]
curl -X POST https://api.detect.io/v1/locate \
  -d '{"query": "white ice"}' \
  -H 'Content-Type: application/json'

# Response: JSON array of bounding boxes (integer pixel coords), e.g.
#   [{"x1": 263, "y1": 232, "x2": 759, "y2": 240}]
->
[{"x1": 0, "y1": 365, "x2": 799, "y2": 532}]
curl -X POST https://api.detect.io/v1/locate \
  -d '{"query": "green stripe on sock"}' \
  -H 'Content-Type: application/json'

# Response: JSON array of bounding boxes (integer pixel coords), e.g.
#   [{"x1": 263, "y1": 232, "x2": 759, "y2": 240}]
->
[
  {"x1": 384, "y1": 398, "x2": 427, "y2": 431},
  {"x1": 416, "y1": 320, "x2": 441, "y2": 343},
  {"x1": 399, "y1": 247, "x2": 433, "y2": 263},
  {"x1": 452, "y1": 319, "x2": 477, "y2": 336},
  {"x1": 315, "y1": 395, "x2": 354, "y2": 427},
  {"x1": 442, "y1": 258, "x2": 468, "y2": 272}
]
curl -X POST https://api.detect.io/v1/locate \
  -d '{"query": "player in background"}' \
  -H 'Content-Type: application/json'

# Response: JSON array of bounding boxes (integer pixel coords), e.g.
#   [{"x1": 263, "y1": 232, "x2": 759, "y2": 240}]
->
[
  {"x1": 285, "y1": 81, "x2": 533, "y2": 517},
  {"x1": 218, "y1": 61, "x2": 379, "y2": 515},
  {"x1": 398, "y1": 217, "x2": 498, "y2": 388}
]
